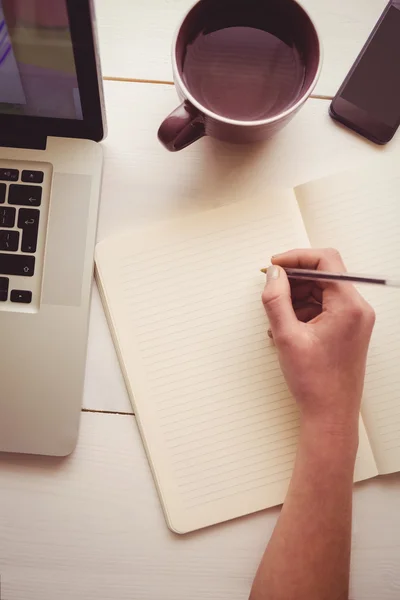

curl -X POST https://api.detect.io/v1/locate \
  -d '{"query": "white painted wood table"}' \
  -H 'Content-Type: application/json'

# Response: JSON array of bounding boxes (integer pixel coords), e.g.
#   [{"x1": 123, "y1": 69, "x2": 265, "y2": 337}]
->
[{"x1": 2, "y1": 1, "x2": 400, "y2": 599}]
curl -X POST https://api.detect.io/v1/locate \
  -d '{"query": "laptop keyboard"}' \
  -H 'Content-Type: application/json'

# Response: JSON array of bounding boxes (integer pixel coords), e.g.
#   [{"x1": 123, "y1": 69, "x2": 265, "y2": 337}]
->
[{"x1": 0, "y1": 161, "x2": 52, "y2": 312}]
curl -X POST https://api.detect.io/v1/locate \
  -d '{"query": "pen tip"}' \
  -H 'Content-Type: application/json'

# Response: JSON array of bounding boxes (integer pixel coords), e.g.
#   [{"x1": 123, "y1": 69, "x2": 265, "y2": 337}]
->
[{"x1": 260, "y1": 268, "x2": 267, "y2": 274}]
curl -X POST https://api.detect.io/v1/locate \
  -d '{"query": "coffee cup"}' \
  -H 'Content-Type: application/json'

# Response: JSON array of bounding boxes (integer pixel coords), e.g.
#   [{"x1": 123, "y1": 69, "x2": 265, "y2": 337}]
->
[{"x1": 158, "y1": 0, "x2": 322, "y2": 152}]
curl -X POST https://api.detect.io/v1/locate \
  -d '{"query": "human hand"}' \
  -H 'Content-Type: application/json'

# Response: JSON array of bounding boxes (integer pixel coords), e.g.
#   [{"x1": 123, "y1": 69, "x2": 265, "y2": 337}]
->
[{"x1": 261, "y1": 249, "x2": 375, "y2": 437}]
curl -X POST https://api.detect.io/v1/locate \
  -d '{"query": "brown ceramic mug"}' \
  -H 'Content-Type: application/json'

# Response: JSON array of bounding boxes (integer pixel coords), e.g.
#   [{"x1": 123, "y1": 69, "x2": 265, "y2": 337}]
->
[{"x1": 158, "y1": 0, "x2": 322, "y2": 152}]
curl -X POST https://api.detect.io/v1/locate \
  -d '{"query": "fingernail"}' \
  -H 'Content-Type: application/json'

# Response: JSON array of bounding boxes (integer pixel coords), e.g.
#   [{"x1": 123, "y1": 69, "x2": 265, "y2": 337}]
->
[{"x1": 267, "y1": 266, "x2": 280, "y2": 282}]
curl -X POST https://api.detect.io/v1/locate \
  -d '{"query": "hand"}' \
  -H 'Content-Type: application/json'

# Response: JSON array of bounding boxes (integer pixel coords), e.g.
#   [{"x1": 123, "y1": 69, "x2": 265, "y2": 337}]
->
[{"x1": 261, "y1": 248, "x2": 375, "y2": 437}]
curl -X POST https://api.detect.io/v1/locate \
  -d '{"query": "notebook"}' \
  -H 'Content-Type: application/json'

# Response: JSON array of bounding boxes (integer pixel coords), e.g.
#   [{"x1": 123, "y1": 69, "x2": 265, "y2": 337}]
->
[{"x1": 95, "y1": 163, "x2": 400, "y2": 534}]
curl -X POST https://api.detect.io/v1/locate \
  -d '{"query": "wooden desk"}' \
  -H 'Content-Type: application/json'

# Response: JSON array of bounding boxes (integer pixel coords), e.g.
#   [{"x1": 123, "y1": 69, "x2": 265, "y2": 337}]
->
[{"x1": 2, "y1": 2, "x2": 400, "y2": 599}]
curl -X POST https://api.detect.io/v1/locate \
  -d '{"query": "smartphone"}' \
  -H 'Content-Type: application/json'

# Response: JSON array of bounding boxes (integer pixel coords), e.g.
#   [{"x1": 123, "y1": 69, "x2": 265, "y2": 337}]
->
[{"x1": 330, "y1": 1, "x2": 400, "y2": 145}]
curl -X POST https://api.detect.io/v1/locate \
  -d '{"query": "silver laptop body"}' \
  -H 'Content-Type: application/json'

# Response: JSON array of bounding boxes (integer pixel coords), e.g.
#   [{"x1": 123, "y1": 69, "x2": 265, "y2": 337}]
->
[{"x1": 0, "y1": 0, "x2": 106, "y2": 455}]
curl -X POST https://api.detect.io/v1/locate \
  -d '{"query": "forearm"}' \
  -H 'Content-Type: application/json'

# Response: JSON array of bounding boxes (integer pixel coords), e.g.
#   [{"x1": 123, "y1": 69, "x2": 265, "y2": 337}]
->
[{"x1": 250, "y1": 419, "x2": 359, "y2": 600}]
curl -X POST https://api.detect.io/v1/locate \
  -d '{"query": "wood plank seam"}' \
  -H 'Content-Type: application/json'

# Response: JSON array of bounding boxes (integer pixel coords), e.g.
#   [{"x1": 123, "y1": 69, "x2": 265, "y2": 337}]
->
[
  {"x1": 103, "y1": 76, "x2": 174, "y2": 86},
  {"x1": 102, "y1": 76, "x2": 333, "y2": 101},
  {"x1": 82, "y1": 408, "x2": 135, "y2": 416}
]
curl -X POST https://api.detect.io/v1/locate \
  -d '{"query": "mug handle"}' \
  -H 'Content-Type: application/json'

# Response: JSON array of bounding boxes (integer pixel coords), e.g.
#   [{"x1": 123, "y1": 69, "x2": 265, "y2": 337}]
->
[{"x1": 158, "y1": 101, "x2": 205, "y2": 152}]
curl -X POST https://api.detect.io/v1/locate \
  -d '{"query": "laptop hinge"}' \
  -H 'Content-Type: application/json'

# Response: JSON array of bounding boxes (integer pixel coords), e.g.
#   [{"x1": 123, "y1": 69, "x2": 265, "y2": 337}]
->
[{"x1": 0, "y1": 134, "x2": 47, "y2": 151}]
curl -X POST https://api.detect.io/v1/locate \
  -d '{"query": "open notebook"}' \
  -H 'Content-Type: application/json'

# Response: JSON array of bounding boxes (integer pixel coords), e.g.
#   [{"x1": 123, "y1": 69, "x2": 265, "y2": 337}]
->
[{"x1": 96, "y1": 164, "x2": 400, "y2": 534}]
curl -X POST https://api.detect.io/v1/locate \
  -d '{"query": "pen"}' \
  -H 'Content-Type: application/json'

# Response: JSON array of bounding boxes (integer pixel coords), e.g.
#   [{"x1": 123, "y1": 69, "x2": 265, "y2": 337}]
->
[{"x1": 260, "y1": 267, "x2": 400, "y2": 288}]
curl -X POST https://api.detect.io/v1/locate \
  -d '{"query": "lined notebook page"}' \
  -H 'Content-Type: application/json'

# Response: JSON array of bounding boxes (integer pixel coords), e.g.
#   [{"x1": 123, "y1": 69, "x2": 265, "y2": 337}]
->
[
  {"x1": 96, "y1": 190, "x2": 376, "y2": 533},
  {"x1": 296, "y1": 165, "x2": 400, "y2": 475}
]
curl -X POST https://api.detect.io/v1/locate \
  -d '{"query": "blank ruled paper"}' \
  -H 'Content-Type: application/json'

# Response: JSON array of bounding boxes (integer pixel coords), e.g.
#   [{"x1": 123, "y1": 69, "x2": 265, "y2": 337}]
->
[
  {"x1": 296, "y1": 164, "x2": 400, "y2": 475},
  {"x1": 96, "y1": 188, "x2": 378, "y2": 533}
]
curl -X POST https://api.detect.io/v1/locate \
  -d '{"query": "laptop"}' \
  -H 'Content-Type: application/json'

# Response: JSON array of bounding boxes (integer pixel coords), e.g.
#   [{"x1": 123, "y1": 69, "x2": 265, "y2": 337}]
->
[{"x1": 0, "y1": 0, "x2": 105, "y2": 456}]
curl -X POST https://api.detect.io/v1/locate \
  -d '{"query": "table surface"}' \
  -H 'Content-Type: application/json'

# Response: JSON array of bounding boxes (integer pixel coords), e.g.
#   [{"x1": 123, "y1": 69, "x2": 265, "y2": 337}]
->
[{"x1": 2, "y1": 1, "x2": 400, "y2": 599}]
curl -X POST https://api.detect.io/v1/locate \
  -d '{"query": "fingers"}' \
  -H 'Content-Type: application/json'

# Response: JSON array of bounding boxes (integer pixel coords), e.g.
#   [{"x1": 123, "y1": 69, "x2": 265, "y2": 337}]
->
[
  {"x1": 290, "y1": 280, "x2": 322, "y2": 304},
  {"x1": 272, "y1": 248, "x2": 347, "y2": 273},
  {"x1": 268, "y1": 301, "x2": 321, "y2": 340},
  {"x1": 272, "y1": 248, "x2": 358, "y2": 311},
  {"x1": 293, "y1": 302, "x2": 322, "y2": 323},
  {"x1": 262, "y1": 265, "x2": 300, "y2": 345},
  {"x1": 266, "y1": 249, "x2": 375, "y2": 346}
]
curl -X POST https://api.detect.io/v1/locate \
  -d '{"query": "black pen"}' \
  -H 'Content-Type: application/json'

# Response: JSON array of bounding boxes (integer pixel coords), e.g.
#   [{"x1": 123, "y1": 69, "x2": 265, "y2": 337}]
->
[{"x1": 260, "y1": 267, "x2": 400, "y2": 288}]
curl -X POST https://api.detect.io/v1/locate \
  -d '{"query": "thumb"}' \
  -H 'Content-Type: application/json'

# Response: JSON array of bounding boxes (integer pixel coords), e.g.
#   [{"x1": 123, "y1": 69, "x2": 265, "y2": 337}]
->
[{"x1": 262, "y1": 266, "x2": 299, "y2": 343}]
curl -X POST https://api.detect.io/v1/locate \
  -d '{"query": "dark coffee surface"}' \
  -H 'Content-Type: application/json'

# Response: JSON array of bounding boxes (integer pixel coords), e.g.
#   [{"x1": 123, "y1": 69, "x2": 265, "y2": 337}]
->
[{"x1": 182, "y1": 6, "x2": 305, "y2": 121}]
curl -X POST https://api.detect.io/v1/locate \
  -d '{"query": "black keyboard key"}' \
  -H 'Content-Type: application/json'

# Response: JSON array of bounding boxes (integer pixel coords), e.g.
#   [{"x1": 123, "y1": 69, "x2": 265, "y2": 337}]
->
[
  {"x1": 22, "y1": 170, "x2": 44, "y2": 184},
  {"x1": 8, "y1": 184, "x2": 42, "y2": 207},
  {"x1": 0, "y1": 207, "x2": 16, "y2": 228},
  {"x1": 0, "y1": 230, "x2": 19, "y2": 252},
  {"x1": 0, "y1": 168, "x2": 19, "y2": 182},
  {"x1": 11, "y1": 290, "x2": 32, "y2": 304},
  {"x1": 18, "y1": 208, "x2": 40, "y2": 253},
  {"x1": 0, "y1": 277, "x2": 8, "y2": 302},
  {"x1": 0, "y1": 183, "x2": 5, "y2": 204},
  {"x1": 0, "y1": 254, "x2": 35, "y2": 277}
]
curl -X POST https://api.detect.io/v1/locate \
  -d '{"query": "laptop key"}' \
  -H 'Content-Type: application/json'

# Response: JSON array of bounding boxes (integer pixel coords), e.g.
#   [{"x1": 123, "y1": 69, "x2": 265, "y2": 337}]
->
[
  {"x1": 8, "y1": 184, "x2": 42, "y2": 207},
  {"x1": 0, "y1": 254, "x2": 35, "y2": 277},
  {"x1": 11, "y1": 290, "x2": 32, "y2": 304},
  {"x1": 0, "y1": 207, "x2": 16, "y2": 228},
  {"x1": 0, "y1": 230, "x2": 19, "y2": 252},
  {"x1": 0, "y1": 277, "x2": 8, "y2": 302},
  {"x1": 0, "y1": 184, "x2": 5, "y2": 204},
  {"x1": 22, "y1": 170, "x2": 44, "y2": 184},
  {"x1": 0, "y1": 168, "x2": 19, "y2": 182},
  {"x1": 18, "y1": 208, "x2": 40, "y2": 253}
]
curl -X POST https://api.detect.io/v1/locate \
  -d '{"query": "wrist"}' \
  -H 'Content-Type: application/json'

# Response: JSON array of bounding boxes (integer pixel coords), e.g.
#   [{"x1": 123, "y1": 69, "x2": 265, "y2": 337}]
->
[{"x1": 299, "y1": 415, "x2": 359, "y2": 459}]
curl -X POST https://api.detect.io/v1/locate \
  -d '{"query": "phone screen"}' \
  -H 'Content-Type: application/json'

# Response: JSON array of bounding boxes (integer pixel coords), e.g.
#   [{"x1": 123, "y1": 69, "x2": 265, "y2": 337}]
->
[
  {"x1": 341, "y1": 6, "x2": 400, "y2": 127},
  {"x1": 331, "y1": 3, "x2": 400, "y2": 143}
]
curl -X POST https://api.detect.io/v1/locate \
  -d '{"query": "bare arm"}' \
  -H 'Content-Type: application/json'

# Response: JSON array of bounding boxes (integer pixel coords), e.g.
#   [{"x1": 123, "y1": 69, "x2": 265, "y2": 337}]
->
[
  {"x1": 250, "y1": 423, "x2": 357, "y2": 600},
  {"x1": 250, "y1": 249, "x2": 375, "y2": 600}
]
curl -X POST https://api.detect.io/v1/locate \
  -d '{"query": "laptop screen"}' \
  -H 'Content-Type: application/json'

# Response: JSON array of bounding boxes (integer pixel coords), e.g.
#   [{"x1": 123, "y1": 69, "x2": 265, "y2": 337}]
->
[{"x1": 0, "y1": 0, "x2": 82, "y2": 120}]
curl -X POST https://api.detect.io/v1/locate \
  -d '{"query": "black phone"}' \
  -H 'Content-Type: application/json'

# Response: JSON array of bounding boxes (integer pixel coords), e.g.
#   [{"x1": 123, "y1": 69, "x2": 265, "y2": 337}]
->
[{"x1": 330, "y1": 1, "x2": 400, "y2": 145}]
